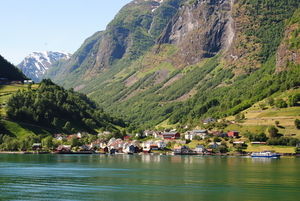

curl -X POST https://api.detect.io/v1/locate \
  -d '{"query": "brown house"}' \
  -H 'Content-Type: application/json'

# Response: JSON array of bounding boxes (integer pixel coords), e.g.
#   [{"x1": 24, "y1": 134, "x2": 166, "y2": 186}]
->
[
  {"x1": 162, "y1": 132, "x2": 180, "y2": 140},
  {"x1": 228, "y1": 130, "x2": 239, "y2": 138}
]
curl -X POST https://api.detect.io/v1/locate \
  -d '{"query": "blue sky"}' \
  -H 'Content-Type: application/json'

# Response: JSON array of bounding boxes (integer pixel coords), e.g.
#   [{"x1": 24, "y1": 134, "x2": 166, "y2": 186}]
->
[{"x1": 0, "y1": 0, "x2": 132, "y2": 65}]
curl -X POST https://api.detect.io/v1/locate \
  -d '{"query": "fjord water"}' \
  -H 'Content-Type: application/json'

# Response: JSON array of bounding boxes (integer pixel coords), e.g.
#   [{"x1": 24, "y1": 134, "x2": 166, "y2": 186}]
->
[{"x1": 1, "y1": 154, "x2": 299, "y2": 201}]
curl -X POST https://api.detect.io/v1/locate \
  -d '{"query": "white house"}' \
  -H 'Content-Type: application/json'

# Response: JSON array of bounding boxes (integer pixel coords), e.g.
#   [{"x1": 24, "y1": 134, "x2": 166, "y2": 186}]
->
[
  {"x1": 98, "y1": 131, "x2": 111, "y2": 137},
  {"x1": 155, "y1": 140, "x2": 166, "y2": 149},
  {"x1": 154, "y1": 132, "x2": 163, "y2": 139},
  {"x1": 54, "y1": 134, "x2": 66, "y2": 141},
  {"x1": 209, "y1": 142, "x2": 221, "y2": 149},
  {"x1": 142, "y1": 140, "x2": 155, "y2": 149},
  {"x1": 185, "y1": 130, "x2": 208, "y2": 140},
  {"x1": 91, "y1": 139, "x2": 106, "y2": 148},
  {"x1": 195, "y1": 145, "x2": 205, "y2": 153},
  {"x1": 203, "y1": 117, "x2": 215, "y2": 124},
  {"x1": 143, "y1": 130, "x2": 156, "y2": 137}
]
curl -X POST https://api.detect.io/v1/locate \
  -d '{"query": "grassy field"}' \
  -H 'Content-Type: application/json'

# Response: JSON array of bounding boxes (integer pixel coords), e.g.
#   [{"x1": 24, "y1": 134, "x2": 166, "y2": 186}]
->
[
  {"x1": 245, "y1": 144, "x2": 295, "y2": 153},
  {"x1": 186, "y1": 139, "x2": 296, "y2": 153},
  {"x1": 0, "y1": 84, "x2": 39, "y2": 116},
  {"x1": 224, "y1": 88, "x2": 300, "y2": 138},
  {"x1": 1, "y1": 120, "x2": 56, "y2": 138}
]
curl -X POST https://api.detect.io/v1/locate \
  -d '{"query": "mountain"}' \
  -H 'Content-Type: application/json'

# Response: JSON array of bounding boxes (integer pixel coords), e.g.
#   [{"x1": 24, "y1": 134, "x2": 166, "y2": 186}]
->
[
  {"x1": 45, "y1": 0, "x2": 300, "y2": 127},
  {"x1": 17, "y1": 51, "x2": 71, "y2": 82},
  {"x1": 0, "y1": 55, "x2": 28, "y2": 81}
]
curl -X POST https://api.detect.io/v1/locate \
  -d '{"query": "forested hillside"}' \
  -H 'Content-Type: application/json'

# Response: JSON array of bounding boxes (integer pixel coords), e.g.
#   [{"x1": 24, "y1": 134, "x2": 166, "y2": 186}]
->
[
  {"x1": 0, "y1": 55, "x2": 28, "y2": 81},
  {"x1": 45, "y1": 0, "x2": 300, "y2": 127},
  {"x1": 5, "y1": 79, "x2": 126, "y2": 133}
]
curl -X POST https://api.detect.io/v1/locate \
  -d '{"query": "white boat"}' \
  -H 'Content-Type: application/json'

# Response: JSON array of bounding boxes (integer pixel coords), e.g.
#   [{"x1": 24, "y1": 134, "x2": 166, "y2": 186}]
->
[{"x1": 251, "y1": 150, "x2": 280, "y2": 158}]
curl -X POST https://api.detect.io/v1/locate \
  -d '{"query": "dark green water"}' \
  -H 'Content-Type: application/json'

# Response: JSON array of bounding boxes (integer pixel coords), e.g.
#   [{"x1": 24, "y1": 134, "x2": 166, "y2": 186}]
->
[{"x1": 0, "y1": 154, "x2": 299, "y2": 201}]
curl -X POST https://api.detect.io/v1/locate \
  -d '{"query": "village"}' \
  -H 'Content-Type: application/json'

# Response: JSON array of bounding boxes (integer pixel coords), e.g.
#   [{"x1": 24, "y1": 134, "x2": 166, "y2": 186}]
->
[{"x1": 27, "y1": 126, "x2": 245, "y2": 156}]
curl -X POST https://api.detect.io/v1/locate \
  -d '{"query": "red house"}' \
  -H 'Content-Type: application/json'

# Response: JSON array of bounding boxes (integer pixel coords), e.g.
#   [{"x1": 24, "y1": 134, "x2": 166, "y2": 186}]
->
[
  {"x1": 162, "y1": 132, "x2": 181, "y2": 140},
  {"x1": 228, "y1": 130, "x2": 239, "y2": 138},
  {"x1": 123, "y1": 135, "x2": 131, "y2": 140}
]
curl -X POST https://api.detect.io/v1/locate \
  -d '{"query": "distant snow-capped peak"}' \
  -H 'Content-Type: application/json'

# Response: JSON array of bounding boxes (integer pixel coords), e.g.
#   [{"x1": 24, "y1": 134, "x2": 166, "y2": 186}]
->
[{"x1": 17, "y1": 51, "x2": 71, "y2": 82}]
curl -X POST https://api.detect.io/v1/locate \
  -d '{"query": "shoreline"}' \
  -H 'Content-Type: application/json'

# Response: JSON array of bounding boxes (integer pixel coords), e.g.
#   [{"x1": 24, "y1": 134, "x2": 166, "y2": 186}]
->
[{"x1": 0, "y1": 151, "x2": 299, "y2": 156}]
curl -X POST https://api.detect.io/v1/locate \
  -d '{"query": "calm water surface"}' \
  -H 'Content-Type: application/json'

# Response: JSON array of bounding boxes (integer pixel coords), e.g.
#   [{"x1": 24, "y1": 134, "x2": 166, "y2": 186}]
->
[{"x1": 0, "y1": 154, "x2": 299, "y2": 201}]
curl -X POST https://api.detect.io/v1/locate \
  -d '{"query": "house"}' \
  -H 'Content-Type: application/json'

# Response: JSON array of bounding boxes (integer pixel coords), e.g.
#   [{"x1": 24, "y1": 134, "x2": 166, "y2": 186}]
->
[
  {"x1": 173, "y1": 146, "x2": 182, "y2": 154},
  {"x1": 155, "y1": 140, "x2": 166, "y2": 149},
  {"x1": 195, "y1": 145, "x2": 206, "y2": 153},
  {"x1": 81, "y1": 145, "x2": 91, "y2": 151},
  {"x1": 143, "y1": 130, "x2": 156, "y2": 137},
  {"x1": 91, "y1": 139, "x2": 106, "y2": 148},
  {"x1": 218, "y1": 133, "x2": 228, "y2": 138},
  {"x1": 98, "y1": 131, "x2": 111, "y2": 137},
  {"x1": 162, "y1": 132, "x2": 180, "y2": 140},
  {"x1": 154, "y1": 132, "x2": 163, "y2": 139},
  {"x1": 102, "y1": 146, "x2": 109, "y2": 153},
  {"x1": 32, "y1": 143, "x2": 42, "y2": 150},
  {"x1": 181, "y1": 145, "x2": 190, "y2": 153},
  {"x1": 228, "y1": 130, "x2": 239, "y2": 138},
  {"x1": 185, "y1": 130, "x2": 208, "y2": 140},
  {"x1": 128, "y1": 145, "x2": 137, "y2": 153},
  {"x1": 185, "y1": 131, "x2": 193, "y2": 140},
  {"x1": 11, "y1": 81, "x2": 22, "y2": 84},
  {"x1": 107, "y1": 138, "x2": 125, "y2": 153},
  {"x1": 66, "y1": 135, "x2": 80, "y2": 140},
  {"x1": 251, "y1": 142, "x2": 267, "y2": 145},
  {"x1": 56, "y1": 145, "x2": 71, "y2": 153},
  {"x1": 209, "y1": 142, "x2": 221, "y2": 149},
  {"x1": 233, "y1": 141, "x2": 245, "y2": 145},
  {"x1": 130, "y1": 140, "x2": 140, "y2": 147},
  {"x1": 110, "y1": 148, "x2": 116, "y2": 154},
  {"x1": 203, "y1": 117, "x2": 215, "y2": 124},
  {"x1": 173, "y1": 145, "x2": 190, "y2": 154},
  {"x1": 150, "y1": 144, "x2": 159, "y2": 150},
  {"x1": 142, "y1": 140, "x2": 154, "y2": 149},
  {"x1": 75, "y1": 132, "x2": 87, "y2": 139},
  {"x1": 54, "y1": 134, "x2": 66, "y2": 140},
  {"x1": 123, "y1": 135, "x2": 131, "y2": 140},
  {"x1": 24, "y1": 80, "x2": 33, "y2": 84}
]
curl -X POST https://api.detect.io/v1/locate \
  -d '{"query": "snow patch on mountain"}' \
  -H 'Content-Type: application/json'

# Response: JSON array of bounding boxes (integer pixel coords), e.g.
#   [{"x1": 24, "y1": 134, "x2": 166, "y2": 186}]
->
[{"x1": 17, "y1": 51, "x2": 71, "y2": 82}]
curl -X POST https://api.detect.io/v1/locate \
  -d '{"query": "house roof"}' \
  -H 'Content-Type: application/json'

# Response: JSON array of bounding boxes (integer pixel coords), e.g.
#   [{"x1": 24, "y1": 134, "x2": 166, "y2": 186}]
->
[
  {"x1": 233, "y1": 141, "x2": 244, "y2": 144},
  {"x1": 195, "y1": 145, "x2": 204, "y2": 148},
  {"x1": 163, "y1": 132, "x2": 179, "y2": 135},
  {"x1": 203, "y1": 117, "x2": 215, "y2": 123},
  {"x1": 193, "y1": 130, "x2": 207, "y2": 133}
]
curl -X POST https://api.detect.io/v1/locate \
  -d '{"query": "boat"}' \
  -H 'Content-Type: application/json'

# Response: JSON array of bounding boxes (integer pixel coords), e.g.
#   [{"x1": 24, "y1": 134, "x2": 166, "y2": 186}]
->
[{"x1": 251, "y1": 150, "x2": 280, "y2": 158}]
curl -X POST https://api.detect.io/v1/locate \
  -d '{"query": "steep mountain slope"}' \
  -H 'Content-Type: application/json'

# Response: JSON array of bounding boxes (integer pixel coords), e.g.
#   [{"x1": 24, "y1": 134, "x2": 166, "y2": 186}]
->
[
  {"x1": 45, "y1": 0, "x2": 184, "y2": 88},
  {"x1": 17, "y1": 51, "x2": 71, "y2": 82},
  {"x1": 47, "y1": 0, "x2": 300, "y2": 127},
  {"x1": 0, "y1": 55, "x2": 28, "y2": 81}
]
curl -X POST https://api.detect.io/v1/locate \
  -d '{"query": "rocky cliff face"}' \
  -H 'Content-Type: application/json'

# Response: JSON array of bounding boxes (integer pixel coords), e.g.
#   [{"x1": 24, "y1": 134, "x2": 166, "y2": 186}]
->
[
  {"x1": 156, "y1": 0, "x2": 235, "y2": 67},
  {"x1": 48, "y1": 0, "x2": 184, "y2": 87},
  {"x1": 276, "y1": 19, "x2": 300, "y2": 72}
]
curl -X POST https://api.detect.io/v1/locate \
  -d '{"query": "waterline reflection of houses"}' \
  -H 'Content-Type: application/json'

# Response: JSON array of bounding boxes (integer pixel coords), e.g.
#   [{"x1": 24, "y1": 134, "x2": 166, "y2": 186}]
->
[{"x1": 141, "y1": 155, "x2": 162, "y2": 163}]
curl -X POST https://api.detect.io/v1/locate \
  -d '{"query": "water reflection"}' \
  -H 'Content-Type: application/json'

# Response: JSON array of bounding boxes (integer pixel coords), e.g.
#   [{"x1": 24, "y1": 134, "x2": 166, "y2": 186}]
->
[
  {"x1": 1, "y1": 154, "x2": 300, "y2": 201},
  {"x1": 251, "y1": 157, "x2": 278, "y2": 163}
]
